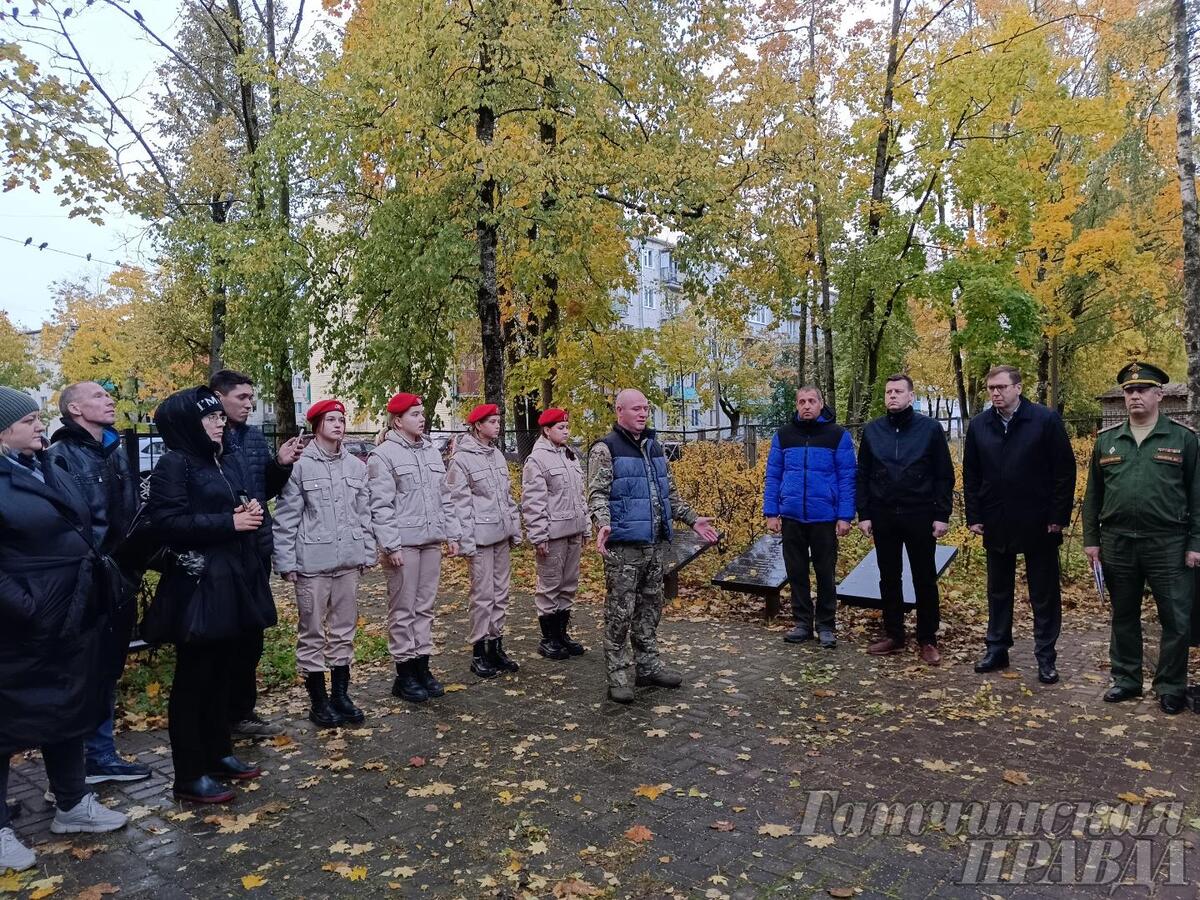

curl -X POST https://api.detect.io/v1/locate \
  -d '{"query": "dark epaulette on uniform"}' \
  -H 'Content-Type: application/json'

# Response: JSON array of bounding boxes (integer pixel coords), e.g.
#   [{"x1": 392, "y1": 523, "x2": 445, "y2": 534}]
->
[
  {"x1": 1174, "y1": 419, "x2": 1196, "y2": 433},
  {"x1": 1097, "y1": 422, "x2": 1123, "y2": 433}
]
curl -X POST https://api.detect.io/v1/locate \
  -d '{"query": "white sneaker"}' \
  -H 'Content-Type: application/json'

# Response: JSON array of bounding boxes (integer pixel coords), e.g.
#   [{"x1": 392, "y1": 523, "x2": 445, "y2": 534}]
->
[
  {"x1": 49, "y1": 793, "x2": 129, "y2": 834},
  {"x1": 0, "y1": 826, "x2": 36, "y2": 871}
]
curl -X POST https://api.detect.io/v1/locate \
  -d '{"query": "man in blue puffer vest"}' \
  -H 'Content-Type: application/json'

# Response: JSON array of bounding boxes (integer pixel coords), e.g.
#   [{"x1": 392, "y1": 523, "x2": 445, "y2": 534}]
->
[
  {"x1": 763, "y1": 386, "x2": 856, "y2": 648},
  {"x1": 588, "y1": 389, "x2": 720, "y2": 704}
]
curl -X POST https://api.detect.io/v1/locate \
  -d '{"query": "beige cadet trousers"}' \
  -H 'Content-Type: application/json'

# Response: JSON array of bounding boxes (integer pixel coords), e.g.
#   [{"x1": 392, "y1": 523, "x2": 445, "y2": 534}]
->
[
  {"x1": 386, "y1": 545, "x2": 443, "y2": 663},
  {"x1": 295, "y1": 570, "x2": 360, "y2": 673},
  {"x1": 534, "y1": 534, "x2": 583, "y2": 615},
  {"x1": 468, "y1": 540, "x2": 512, "y2": 643}
]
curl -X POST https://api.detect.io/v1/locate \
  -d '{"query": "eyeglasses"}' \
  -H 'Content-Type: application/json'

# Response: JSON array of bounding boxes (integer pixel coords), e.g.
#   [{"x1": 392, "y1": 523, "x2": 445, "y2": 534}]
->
[
  {"x1": 203, "y1": 411, "x2": 228, "y2": 423},
  {"x1": 986, "y1": 384, "x2": 1016, "y2": 393}
]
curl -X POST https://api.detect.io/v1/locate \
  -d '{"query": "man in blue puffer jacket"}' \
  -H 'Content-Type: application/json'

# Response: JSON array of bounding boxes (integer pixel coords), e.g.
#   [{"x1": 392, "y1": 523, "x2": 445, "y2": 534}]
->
[{"x1": 763, "y1": 386, "x2": 856, "y2": 648}]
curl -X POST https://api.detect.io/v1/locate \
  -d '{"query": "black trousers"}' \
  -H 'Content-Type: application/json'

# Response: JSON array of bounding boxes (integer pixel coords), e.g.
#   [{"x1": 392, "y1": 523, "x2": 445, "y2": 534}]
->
[
  {"x1": 780, "y1": 519, "x2": 838, "y2": 631},
  {"x1": 227, "y1": 630, "x2": 264, "y2": 724},
  {"x1": 985, "y1": 546, "x2": 1061, "y2": 665},
  {"x1": 873, "y1": 511, "x2": 940, "y2": 645},
  {"x1": 0, "y1": 738, "x2": 86, "y2": 828},
  {"x1": 170, "y1": 641, "x2": 235, "y2": 782}
]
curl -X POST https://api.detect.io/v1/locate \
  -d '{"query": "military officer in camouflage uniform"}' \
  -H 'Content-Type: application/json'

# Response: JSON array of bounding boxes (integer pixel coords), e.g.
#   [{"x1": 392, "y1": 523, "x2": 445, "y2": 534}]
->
[
  {"x1": 587, "y1": 389, "x2": 720, "y2": 704},
  {"x1": 1082, "y1": 361, "x2": 1200, "y2": 715}
]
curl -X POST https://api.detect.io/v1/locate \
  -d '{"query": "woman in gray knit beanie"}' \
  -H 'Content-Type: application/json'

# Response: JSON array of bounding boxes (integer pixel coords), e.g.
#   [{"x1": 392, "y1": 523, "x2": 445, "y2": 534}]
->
[{"x1": 0, "y1": 383, "x2": 130, "y2": 871}]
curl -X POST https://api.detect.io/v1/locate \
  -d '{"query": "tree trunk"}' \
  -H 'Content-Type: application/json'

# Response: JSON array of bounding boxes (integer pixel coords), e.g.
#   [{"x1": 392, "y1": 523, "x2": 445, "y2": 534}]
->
[
  {"x1": 1036, "y1": 341, "x2": 1050, "y2": 405},
  {"x1": 797, "y1": 279, "x2": 809, "y2": 386},
  {"x1": 950, "y1": 312, "x2": 969, "y2": 419},
  {"x1": 1048, "y1": 333, "x2": 1061, "y2": 413},
  {"x1": 847, "y1": 0, "x2": 903, "y2": 425},
  {"x1": 476, "y1": 41, "x2": 505, "y2": 422},
  {"x1": 1174, "y1": 0, "x2": 1200, "y2": 416},
  {"x1": 813, "y1": 192, "x2": 836, "y2": 412},
  {"x1": 209, "y1": 196, "x2": 228, "y2": 375}
]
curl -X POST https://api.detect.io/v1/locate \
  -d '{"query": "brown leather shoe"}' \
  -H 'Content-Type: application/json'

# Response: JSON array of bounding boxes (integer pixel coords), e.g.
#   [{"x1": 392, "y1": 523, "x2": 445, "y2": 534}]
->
[
  {"x1": 919, "y1": 644, "x2": 942, "y2": 666},
  {"x1": 867, "y1": 637, "x2": 904, "y2": 656}
]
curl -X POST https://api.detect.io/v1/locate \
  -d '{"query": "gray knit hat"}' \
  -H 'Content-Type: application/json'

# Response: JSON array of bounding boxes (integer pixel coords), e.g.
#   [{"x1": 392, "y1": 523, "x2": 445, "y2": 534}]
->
[{"x1": 0, "y1": 386, "x2": 40, "y2": 433}]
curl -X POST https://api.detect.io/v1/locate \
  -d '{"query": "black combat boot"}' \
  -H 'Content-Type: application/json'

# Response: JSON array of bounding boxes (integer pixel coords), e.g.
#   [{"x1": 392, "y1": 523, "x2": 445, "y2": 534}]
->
[
  {"x1": 490, "y1": 635, "x2": 520, "y2": 672},
  {"x1": 305, "y1": 672, "x2": 342, "y2": 728},
  {"x1": 471, "y1": 640, "x2": 499, "y2": 679},
  {"x1": 330, "y1": 665, "x2": 365, "y2": 724},
  {"x1": 417, "y1": 655, "x2": 445, "y2": 698},
  {"x1": 537, "y1": 615, "x2": 569, "y2": 660},
  {"x1": 391, "y1": 660, "x2": 429, "y2": 703},
  {"x1": 557, "y1": 609, "x2": 586, "y2": 656}
]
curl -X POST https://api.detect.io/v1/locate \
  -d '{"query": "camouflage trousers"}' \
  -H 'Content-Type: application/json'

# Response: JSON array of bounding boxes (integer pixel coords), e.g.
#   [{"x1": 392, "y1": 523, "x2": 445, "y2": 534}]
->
[{"x1": 603, "y1": 542, "x2": 668, "y2": 689}]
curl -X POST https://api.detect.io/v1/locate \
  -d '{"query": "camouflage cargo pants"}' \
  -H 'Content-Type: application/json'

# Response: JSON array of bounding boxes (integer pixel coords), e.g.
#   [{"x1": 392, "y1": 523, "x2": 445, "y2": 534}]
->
[{"x1": 603, "y1": 542, "x2": 668, "y2": 689}]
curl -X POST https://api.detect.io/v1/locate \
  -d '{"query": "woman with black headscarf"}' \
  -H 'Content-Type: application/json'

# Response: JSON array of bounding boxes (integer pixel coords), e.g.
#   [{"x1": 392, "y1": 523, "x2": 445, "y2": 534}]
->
[
  {"x1": 0, "y1": 386, "x2": 128, "y2": 872},
  {"x1": 143, "y1": 386, "x2": 277, "y2": 803}
]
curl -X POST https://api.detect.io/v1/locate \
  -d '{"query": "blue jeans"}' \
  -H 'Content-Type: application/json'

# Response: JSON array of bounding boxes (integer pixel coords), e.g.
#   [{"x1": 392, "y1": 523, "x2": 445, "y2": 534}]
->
[{"x1": 84, "y1": 691, "x2": 117, "y2": 765}]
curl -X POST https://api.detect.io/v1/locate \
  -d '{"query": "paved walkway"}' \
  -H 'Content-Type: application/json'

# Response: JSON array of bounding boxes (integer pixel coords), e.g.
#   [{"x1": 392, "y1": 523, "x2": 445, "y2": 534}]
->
[{"x1": 5, "y1": 577, "x2": 1199, "y2": 899}]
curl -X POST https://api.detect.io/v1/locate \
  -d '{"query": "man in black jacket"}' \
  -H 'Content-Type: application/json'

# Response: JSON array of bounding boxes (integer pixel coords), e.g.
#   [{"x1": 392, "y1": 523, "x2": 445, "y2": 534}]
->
[
  {"x1": 964, "y1": 365, "x2": 1076, "y2": 684},
  {"x1": 210, "y1": 371, "x2": 302, "y2": 738},
  {"x1": 46, "y1": 381, "x2": 149, "y2": 785},
  {"x1": 857, "y1": 374, "x2": 954, "y2": 666}
]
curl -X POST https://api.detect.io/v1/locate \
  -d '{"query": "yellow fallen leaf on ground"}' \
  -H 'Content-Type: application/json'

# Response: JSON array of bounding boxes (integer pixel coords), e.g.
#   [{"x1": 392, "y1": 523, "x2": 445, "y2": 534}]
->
[
  {"x1": 28, "y1": 875, "x2": 63, "y2": 899},
  {"x1": 624, "y1": 824, "x2": 653, "y2": 843},
  {"x1": 805, "y1": 834, "x2": 836, "y2": 849},
  {"x1": 1117, "y1": 792, "x2": 1147, "y2": 804},
  {"x1": 1002, "y1": 770, "x2": 1031, "y2": 785},
  {"x1": 1123, "y1": 758, "x2": 1152, "y2": 772},
  {"x1": 634, "y1": 783, "x2": 671, "y2": 800},
  {"x1": 241, "y1": 874, "x2": 267, "y2": 890},
  {"x1": 758, "y1": 823, "x2": 793, "y2": 838}
]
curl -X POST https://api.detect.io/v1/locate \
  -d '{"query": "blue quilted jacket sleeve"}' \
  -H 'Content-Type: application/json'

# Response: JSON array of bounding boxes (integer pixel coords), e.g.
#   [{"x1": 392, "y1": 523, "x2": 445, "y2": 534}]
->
[
  {"x1": 835, "y1": 430, "x2": 857, "y2": 521},
  {"x1": 762, "y1": 433, "x2": 783, "y2": 517}
]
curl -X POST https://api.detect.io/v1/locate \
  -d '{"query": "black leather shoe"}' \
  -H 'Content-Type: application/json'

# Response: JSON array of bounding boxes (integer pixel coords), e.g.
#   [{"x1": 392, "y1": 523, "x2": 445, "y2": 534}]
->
[
  {"x1": 818, "y1": 629, "x2": 837, "y2": 649},
  {"x1": 391, "y1": 660, "x2": 429, "y2": 703},
  {"x1": 305, "y1": 671, "x2": 343, "y2": 728},
  {"x1": 1159, "y1": 694, "x2": 1186, "y2": 715},
  {"x1": 537, "y1": 615, "x2": 570, "y2": 660},
  {"x1": 174, "y1": 775, "x2": 235, "y2": 804},
  {"x1": 416, "y1": 656, "x2": 445, "y2": 699},
  {"x1": 470, "y1": 640, "x2": 499, "y2": 679},
  {"x1": 608, "y1": 685, "x2": 634, "y2": 704},
  {"x1": 330, "y1": 665, "x2": 366, "y2": 723},
  {"x1": 635, "y1": 668, "x2": 683, "y2": 688},
  {"x1": 210, "y1": 756, "x2": 262, "y2": 780},
  {"x1": 490, "y1": 636, "x2": 520, "y2": 673},
  {"x1": 974, "y1": 650, "x2": 1010, "y2": 673},
  {"x1": 1037, "y1": 664, "x2": 1059, "y2": 685},
  {"x1": 557, "y1": 610, "x2": 585, "y2": 656},
  {"x1": 1103, "y1": 685, "x2": 1142, "y2": 703}
]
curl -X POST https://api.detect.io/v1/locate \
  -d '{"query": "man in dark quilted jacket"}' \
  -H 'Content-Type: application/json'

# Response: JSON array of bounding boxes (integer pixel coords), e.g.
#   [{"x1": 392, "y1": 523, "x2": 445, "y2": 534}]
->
[
  {"x1": 210, "y1": 370, "x2": 302, "y2": 737},
  {"x1": 763, "y1": 386, "x2": 856, "y2": 649}
]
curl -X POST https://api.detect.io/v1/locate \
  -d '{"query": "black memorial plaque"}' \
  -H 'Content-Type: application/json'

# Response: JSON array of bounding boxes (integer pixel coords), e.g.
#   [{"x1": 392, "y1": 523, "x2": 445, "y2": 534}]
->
[
  {"x1": 711, "y1": 534, "x2": 788, "y2": 618},
  {"x1": 661, "y1": 530, "x2": 718, "y2": 599},
  {"x1": 836, "y1": 544, "x2": 958, "y2": 610}
]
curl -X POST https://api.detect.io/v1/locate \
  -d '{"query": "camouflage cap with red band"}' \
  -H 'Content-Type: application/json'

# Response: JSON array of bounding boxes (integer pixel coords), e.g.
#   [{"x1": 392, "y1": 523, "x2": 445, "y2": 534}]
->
[{"x1": 1117, "y1": 361, "x2": 1168, "y2": 389}]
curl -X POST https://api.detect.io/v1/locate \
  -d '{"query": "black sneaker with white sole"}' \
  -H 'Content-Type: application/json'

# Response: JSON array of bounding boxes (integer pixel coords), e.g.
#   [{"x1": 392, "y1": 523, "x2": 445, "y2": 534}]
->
[{"x1": 85, "y1": 754, "x2": 152, "y2": 785}]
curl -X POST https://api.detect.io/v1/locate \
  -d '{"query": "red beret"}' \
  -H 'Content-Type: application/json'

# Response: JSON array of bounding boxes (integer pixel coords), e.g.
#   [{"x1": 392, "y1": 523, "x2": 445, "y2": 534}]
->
[
  {"x1": 538, "y1": 408, "x2": 568, "y2": 427},
  {"x1": 306, "y1": 399, "x2": 345, "y2": 423},
  {"x1": 387, "y1": 392, "x2": 422, "y2": 415},
  {"x1": 466, "y1": 403, "x2": 499, "y2": 425}
]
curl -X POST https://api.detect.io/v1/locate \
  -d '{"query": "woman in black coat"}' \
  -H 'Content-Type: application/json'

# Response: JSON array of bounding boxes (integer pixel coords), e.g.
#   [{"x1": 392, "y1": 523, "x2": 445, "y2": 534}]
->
[
  {"x1": 143, "y1": 387, "x2": 277, "y2": 804},
  {"x1": 0, "y1": 386, "x2": 128, "y2": 872}
]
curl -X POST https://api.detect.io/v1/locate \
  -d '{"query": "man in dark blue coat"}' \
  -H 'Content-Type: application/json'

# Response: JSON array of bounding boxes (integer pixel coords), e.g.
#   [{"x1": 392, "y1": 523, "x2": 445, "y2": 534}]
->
[
  {"x1": 210, "y1": 371, "x2": 302, "y2": 737},
  {"x1": 964, "y1": 365, "x2": 1076, "y2": 684},
  {"x1": 46, "y1": 381, "x2": 148, "y2": 785},
  {"x1": 763, "y1": 386, "x2": 856, "y2": 648},
  {"x1": 858, "y1": 374, "x2": 954, "y2": 666}
]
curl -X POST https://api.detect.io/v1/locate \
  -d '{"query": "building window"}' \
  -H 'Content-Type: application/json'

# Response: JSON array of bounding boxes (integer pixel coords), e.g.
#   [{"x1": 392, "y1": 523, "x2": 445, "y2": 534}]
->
[
  {"x1": 643, "y1": 285, "x2": 656, "y2": 308},
  {"x1": 690, "y1": 409, "x2": 700, "y2": 427},
  {"x1": 749, "y1": 305, "x2": 768, "y2": 325}
]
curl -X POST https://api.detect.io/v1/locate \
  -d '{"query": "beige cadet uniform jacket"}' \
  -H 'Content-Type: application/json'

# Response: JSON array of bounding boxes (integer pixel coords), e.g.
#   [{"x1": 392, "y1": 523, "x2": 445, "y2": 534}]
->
[
  {"x1": 446, "y1": 432, "x2": 522, "y2": 556},
  {"x1": 521, "y1": 436, "x2": 590, "y2": 546},
  {"x1": 273, "y1": 440, "x2": 375, "y2": 576},
  {"x1": 367, "y1": 429, "x2": 460, "y2": 552}
]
